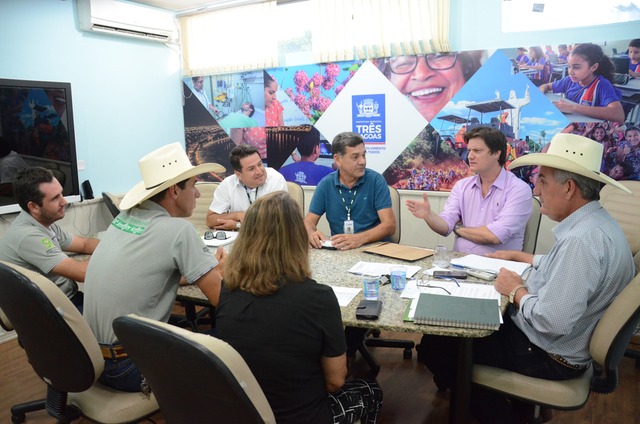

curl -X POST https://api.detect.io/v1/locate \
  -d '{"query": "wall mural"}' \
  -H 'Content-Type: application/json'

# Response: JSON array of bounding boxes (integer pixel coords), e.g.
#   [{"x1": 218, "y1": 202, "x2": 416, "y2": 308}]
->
[{"x1": 182, "y1": 39, "x2": 640, "y2": 188}]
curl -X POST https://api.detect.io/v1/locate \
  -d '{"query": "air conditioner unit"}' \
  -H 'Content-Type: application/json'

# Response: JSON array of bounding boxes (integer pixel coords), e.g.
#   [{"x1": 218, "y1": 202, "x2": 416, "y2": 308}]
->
[{"x1": 77, "y1": 0, "x2": 176, "y2": 43}]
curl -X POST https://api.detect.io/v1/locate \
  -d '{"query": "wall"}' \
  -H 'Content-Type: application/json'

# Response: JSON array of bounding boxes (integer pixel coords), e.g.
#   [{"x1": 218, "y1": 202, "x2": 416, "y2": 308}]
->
[
  {"x1": 450, "y1": 0, "x2": 640, "y2": 51},
  {"x1": 0, "y1": 0, "x2": 184, "y2": 196}
]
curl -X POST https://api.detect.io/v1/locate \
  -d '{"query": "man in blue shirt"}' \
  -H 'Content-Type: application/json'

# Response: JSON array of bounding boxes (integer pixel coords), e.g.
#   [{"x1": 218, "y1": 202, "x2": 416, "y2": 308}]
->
[
  {"x1": 304, "y1": 132, "x2": 396, "y2": 251},
  {"x1": 279, "y1": 125, "x2": 333, "y2": 185}
]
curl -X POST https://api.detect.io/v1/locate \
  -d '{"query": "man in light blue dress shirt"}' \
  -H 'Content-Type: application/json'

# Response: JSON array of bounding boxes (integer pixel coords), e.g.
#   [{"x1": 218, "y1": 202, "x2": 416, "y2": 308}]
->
[{"x1": 417, "y1": 134, "x2": 635, "y2": 423}]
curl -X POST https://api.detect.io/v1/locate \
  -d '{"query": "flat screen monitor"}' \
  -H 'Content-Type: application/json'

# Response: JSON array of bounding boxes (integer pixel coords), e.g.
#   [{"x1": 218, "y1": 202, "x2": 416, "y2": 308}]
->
[{"x1": 0, "y1": 78, "x2": 81, "y2": 215}]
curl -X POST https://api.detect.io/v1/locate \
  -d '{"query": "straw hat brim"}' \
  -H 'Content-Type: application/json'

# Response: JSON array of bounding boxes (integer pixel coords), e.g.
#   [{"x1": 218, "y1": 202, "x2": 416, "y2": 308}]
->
[
  {"x1": 508, "y1": 153, "x2": 631, "y2": 193},
  {"x1": 119, "y1": 163, "x2": 224, "y2": 210}
]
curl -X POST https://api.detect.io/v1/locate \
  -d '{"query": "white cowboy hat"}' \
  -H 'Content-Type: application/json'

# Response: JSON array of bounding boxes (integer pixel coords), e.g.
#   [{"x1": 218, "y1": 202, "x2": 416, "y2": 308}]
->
[
  {"x1": 508, "y1": 133, "x2": 630, "y2": 193},
  {"x1": 120, "y1": 142, "x2": 225, "y2": 210}
]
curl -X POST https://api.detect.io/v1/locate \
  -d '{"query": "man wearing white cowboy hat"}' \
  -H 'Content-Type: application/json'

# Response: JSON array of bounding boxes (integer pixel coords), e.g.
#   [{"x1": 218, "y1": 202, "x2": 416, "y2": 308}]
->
[
  {"x1": 83, "y1": 142, "x2": 226, "y2": 393},
  {"x1": 417, "y1": 133, "x2": 635, "y2": 423}
]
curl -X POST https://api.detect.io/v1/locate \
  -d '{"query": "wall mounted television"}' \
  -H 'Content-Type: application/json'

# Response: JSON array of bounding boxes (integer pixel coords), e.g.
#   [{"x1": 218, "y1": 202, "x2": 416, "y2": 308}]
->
[{"x1": 0, "y1": 78, "x2": 81, "y2": 215}]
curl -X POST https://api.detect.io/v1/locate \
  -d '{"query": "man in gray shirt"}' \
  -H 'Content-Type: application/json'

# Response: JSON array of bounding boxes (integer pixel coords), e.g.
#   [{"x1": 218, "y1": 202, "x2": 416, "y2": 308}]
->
[{"x1": 0, "y1": 167, "x2": 99, "y2": 310}]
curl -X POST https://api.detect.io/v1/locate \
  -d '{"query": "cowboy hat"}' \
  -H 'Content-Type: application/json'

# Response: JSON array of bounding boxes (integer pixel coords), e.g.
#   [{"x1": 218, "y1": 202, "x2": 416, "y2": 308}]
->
[
  {"x1": 508, "y1": 133, "x2": 630, "y2": 193},
  {"x1": 120, "y1": 143, "x2": 225, "y2": 210}
]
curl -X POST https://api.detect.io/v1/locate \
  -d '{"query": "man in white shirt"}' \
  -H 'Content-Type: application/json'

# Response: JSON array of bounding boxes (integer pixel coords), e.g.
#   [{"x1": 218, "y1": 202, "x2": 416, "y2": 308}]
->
[{"x1": 206, "y1": 144, "x2": 287, "y2": 230}]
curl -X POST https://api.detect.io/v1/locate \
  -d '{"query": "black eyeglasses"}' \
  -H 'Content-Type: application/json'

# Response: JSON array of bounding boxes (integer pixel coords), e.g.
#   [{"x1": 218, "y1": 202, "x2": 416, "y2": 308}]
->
[
  {"x1": 387, "y1": 53, "x2": 458, "y2": 74},
  {"x1": 204, "y1": 231, "x2": 229, "y2": 240}
]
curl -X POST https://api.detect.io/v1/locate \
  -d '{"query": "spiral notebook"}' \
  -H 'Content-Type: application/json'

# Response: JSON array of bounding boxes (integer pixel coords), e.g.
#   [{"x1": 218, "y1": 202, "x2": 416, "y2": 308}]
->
[{"x1": 411, "y1": 293, "x2": 500, "y2": 330}]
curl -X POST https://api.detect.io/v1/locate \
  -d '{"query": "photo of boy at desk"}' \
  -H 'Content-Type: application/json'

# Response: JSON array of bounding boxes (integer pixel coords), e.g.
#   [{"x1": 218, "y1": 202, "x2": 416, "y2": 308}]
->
[{"x1": 538, "y1": 43, "x2": 626, "y2": 122}]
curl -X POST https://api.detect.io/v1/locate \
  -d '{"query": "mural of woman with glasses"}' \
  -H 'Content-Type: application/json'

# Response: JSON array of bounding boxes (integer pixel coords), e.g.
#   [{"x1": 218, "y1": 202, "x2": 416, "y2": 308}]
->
[{"x1": 382, "y1": 51, "x2": 483, "y2": 122}]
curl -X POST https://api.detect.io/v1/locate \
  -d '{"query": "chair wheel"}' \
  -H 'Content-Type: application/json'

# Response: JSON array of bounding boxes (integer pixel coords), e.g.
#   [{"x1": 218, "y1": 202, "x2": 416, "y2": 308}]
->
[
  {"x1": 12, "y1": 413, "x2": 25, "y2": 424},
  {"x1": 371, "y1": 329, "x2": 381, "y2": 338},
  {"x1": 403, "y1": 348, "x2": 412, "y2": 359}
]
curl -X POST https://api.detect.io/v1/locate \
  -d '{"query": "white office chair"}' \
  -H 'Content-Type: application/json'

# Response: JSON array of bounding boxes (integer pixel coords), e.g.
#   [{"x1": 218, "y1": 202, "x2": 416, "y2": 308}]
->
[
  {"x1": 387, "y1": 185, "x2": 401, "y2": 243},
  {"x1": 286, "y1": 181, "x2": 305, "y2": 215},
  {"x1": 113, "y1": 314, "x2": 276, "y2": 424},
  {"x1": 0, "y1": 261, "x2": 159, "y2": 423},
  {"x1": 523, "y1": 197, "x2": 542, "y2": 254},
  {"x1": 188, "y1": 181, "x2": 219, "y2": 227},
  {"x1": 472, "y1": 271, "x2": 640, "y2": 423},
  {"x1": 599, "y1": 180, "x2": 640, "y2": 365}
]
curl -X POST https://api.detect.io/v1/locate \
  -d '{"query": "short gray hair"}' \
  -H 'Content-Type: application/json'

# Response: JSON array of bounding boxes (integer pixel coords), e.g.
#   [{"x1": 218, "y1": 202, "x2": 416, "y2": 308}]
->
[
  {"x1": 553, "y1": 169, "x2": 601, "y2": 201},
  {"x1": 331, "y1": 132, "x2": 364, "y2": 156}
]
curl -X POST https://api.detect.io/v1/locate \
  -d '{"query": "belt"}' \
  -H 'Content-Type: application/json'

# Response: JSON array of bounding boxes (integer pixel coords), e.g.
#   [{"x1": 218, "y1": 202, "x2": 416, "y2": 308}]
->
[
  {"x1": 547, "y1": 352, "x2": 588, "y2": 370},
  {"x1": 100, "y1": 344, "x2": 128, "y2": 361}
]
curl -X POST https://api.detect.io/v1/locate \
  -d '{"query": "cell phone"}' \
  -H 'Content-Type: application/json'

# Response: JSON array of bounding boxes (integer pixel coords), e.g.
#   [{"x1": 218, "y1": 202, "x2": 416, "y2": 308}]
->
[
  {"x1": 433, "y1": 270, "x2": 468, "y2": 279},
  {"x1": 355, "y1": 300, "x2": 382, "y2": 320}
]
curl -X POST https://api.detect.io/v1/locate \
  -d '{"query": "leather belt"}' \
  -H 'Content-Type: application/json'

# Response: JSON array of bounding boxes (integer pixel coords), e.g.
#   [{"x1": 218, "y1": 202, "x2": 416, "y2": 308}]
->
[
  {"x1": 100, "y1": 344, "x2": 128, "y2": 361},
  {"x1": 547, "y1": 352, "x2": 588, "y2": 370}
]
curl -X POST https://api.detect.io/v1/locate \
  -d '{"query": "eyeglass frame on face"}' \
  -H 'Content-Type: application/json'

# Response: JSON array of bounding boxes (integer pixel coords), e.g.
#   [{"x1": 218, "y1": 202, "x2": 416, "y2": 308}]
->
[
  {"x1": 387, "y1": 53, "x2": 458, "y2": 74},
  {"x1": 204, "y1": 230, "x2": 229, "y2": 240}
]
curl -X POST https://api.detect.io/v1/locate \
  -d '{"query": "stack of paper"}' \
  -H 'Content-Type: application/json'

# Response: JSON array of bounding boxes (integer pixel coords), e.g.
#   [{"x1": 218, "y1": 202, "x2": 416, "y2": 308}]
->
[
  {"x1": 348, "y1": 261, "x2": 421, "y2": 278},
  {"x1": 450, "y1": 254, "x2": 531, "y2": 276}
]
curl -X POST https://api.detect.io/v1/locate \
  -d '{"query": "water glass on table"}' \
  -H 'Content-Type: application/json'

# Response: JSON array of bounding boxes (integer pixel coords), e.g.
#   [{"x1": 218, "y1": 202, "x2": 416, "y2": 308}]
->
[
  {"x1": 362, "y1": 274, "x2": 380, "y2": 300},
  {"x1": 433, "y1": 244, "x2": 450, "y2": 268},
  {"x1": 390, "y1": 266, "x2": 407, "y2": 290}
]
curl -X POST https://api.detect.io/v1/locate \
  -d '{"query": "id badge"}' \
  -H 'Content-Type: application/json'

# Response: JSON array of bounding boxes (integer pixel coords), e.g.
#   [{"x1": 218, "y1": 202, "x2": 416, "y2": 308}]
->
[{"x1": 343, "y1": 220, "x2": 354, "y2": 234}]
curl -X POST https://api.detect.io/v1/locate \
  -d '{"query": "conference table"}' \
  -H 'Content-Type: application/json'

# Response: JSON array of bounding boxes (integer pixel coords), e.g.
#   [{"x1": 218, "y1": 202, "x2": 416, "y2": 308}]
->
[{"x1": 178, "y1": 242, "x2": 506, "y2": 424}]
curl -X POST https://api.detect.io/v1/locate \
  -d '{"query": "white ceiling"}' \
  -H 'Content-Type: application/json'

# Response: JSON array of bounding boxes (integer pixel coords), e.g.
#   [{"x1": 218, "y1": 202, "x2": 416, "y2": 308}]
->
[{"x1": 130, "y1": 0, "x2": 265, "y2": 14}]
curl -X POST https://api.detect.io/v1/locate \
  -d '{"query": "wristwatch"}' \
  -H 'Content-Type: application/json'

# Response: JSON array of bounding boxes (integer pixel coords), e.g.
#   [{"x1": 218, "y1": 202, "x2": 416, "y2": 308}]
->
[
  {"x1": 453, "y1": 222, "x2": 463, "y2": 236},
  {"x1": 509, "y1": 284, "x2": 526, "y2": 304},
  {"x1": 235, "y1": 222, "x2": 241, "y2": 230}
]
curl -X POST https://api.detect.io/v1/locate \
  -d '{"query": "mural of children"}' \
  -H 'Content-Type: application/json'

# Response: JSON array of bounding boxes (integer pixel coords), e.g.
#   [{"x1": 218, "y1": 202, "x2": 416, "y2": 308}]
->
[
  {"x1": 628, "y1": 38, "x2": 640, "y2": 78},
  {"x1": 538, "y1": 43, "x2": 625, "y2": 122},
  {"x1": 614, "y1": 126, "x2": 640, "y2": 180}
]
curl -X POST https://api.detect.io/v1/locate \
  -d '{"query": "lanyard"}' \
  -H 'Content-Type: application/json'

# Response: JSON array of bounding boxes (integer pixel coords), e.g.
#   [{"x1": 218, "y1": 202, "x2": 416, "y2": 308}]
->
[
  {"x1": 244, "y1": 185, "x2": 259, "y2": 205},
  {"x1": 337, "y1": 187, "x2": 357, "y2": 220}
]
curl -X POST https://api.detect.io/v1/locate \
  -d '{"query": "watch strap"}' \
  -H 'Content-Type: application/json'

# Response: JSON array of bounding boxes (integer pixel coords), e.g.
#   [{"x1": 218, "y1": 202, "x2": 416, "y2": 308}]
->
[{"x1": 509, "y1": 284, "x2": 526, "y2": 304}]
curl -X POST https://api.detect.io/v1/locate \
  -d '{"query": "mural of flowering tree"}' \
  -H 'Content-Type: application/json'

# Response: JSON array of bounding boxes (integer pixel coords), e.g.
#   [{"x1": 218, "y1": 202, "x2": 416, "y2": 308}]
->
[{"x1": 282, "y1": 62, "x2": 360, "y2": 124}]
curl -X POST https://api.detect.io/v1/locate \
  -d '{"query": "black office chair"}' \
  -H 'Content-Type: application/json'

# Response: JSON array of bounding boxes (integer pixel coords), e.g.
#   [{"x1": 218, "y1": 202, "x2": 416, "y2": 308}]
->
[
  {"x1": 101, "y1": 191, "x2": 122, "y2": 219},
  {"x1": 0, "y1": 261, "x2": 158, "y2": 423},
  {"x1": 113, "y1": 314, "x2": 276, "y2": 424}
]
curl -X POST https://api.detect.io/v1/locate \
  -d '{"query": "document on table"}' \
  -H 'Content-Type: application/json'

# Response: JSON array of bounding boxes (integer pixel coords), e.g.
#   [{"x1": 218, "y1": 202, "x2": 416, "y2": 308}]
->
[
  {"x1": 402, "y1": 279, "x2": 503, "y2": 322},
  {"x1": 348, "y1": 261, "x2": 421, "y2": 278},
  {"x1": 450, "y1": 254, "x2": 531, "y2": 276},
  {"x1": 331, "y1": 286, "x2": 361, "y2": 307}
]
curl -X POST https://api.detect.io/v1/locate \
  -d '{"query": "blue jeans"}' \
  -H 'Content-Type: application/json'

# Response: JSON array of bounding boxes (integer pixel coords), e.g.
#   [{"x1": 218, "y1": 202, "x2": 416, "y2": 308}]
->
[{"x1": 99, "y1": 358, "x2": 144, "y2": 392}]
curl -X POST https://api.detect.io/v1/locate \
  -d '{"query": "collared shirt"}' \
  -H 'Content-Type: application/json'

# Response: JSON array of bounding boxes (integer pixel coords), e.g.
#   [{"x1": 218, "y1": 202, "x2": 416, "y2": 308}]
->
[
  {"x1": 0, "y1": 210, "x2": 76, "y2": 297},
  {"x1": 308, "y1": 168, "x2": 391, "y2": 236},
  {"x1": 193, "y1": 88, "x2": 210, "y2": 108},
  {"x1": 552, "y1": 74, "x2": 622, "y2": 107},
  {"x1": 512, "y1": 201, "x2": 635, "y2": 366},
  {"x1": 209, "y1": 167, "x2": 288, "y2": 214},
  {"x1": 439, "y1": 168, "x2": 532, "y2": 254}
]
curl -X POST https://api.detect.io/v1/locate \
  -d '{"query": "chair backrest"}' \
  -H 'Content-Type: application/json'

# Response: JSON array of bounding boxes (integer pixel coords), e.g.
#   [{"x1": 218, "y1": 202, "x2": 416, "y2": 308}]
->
[
  {"x1": 113, "y1": 314, "x2": 276, "y2": 424},
  {"x1": 0, "y1": 261, "x2": 103, "y2": 393},
  {"x1": 600, "y1": 181, "x2": 640, "y2": 256},
  {"x1": 522, "y1": 197, "x2": 542, "y2": 254},
  {"x1": 0, "y1": 306, "x2": 12, "y2": 331},
  {"x1": 101, "y1": 192, "x2": 123, "y2": 219},
  {"x1": 286, "y1": 181, "x2": 305, "y2": 215},
  {"x1": 387, "y1": 185, "x2": 401, "y2": 243},
  {"x1": 188, "y1": 182, "x2": 219, "y2": 227},
  {"x1": 589, "y1": 271, "x2": 640, "y2": 393}
]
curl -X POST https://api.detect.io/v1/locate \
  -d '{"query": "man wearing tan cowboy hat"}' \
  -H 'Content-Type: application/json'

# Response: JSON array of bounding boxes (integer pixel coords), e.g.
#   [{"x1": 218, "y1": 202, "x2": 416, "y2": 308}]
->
[
  {"x1": 83, "y1": 142, "x2": 226, "y2": 393},
  {"x1": 417, "y1": 133, "x2": 635, "y2": 423}
]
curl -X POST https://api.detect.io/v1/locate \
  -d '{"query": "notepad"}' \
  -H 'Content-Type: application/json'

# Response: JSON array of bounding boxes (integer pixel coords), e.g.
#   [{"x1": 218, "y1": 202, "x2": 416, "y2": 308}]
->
[{"x1": 411, "y1": 293, "x2": 500, "y2": 330}]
